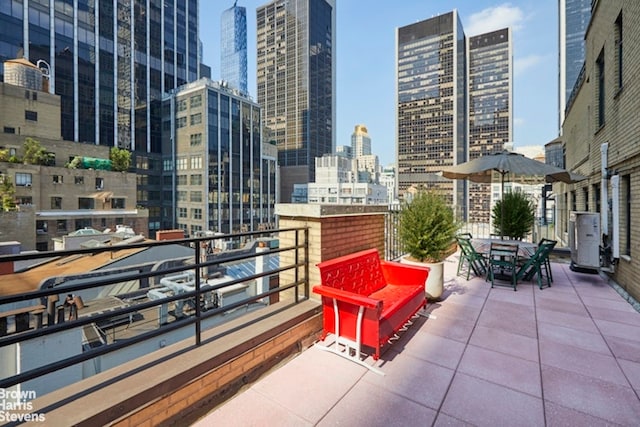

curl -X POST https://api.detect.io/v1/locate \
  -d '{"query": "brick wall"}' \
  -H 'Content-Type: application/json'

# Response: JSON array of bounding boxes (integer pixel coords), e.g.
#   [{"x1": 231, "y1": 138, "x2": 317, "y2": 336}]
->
[{"x1": 562, "y1": 0, "x2": 640, "y2": 302}]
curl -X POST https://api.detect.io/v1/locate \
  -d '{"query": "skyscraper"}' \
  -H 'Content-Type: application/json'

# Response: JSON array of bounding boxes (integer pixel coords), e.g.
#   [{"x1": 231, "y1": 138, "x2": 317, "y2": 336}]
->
[
  {"x1": 0, "y1": 0, "x2": 199, "y2": 149},
  {"x1": 0, "y1": 0, "x2": 200, "y2": 235},
  {"x1": 351, "y1": 124, "x2": 371, "y2": 157},
  {"x1": 396, "y1": 11, "x2": 467, "y2": 209},
  {"x1": 396, "y1": 11, "x2": 512, "y2": 221},
  {"x1": 257, "y1": 0, "x2": 336, "y2": 203},
  {"x1": 558, "y1": 0, "x2": 591, "y2": 130},
  {"x1": 221, "y1": 1, "x2": 248, "y2": 94},
  {"x1": 468, "y1": 28, "x2": 513, "y2": 223}
]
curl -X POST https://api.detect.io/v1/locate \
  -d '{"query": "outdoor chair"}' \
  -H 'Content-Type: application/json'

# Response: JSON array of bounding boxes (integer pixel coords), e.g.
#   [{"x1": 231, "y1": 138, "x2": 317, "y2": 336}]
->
[
  {"x1": 516, "y1": 239, "x2": 556, "y2": 289},
  {"x1": 456, "y1": 234, "x2": 487, "y2": 280},
  {"x1": 486, "y1": 242, "x2": 519, "y2": 291},
  {"x1": 537, "y1": 238, "x2": 557, "y2": 282}
]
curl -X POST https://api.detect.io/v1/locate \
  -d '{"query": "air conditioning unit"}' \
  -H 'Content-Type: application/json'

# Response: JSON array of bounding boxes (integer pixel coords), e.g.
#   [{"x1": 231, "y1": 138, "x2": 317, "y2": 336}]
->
[{"x1": 569, "y1": 211, "x2": 600, "y2": 271}]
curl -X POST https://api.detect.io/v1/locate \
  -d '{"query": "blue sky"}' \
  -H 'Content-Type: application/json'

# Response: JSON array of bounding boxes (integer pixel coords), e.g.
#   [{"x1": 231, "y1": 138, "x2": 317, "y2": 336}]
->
[{"x1": 200, "y1": 1, "x2": 557, "y2": 166}]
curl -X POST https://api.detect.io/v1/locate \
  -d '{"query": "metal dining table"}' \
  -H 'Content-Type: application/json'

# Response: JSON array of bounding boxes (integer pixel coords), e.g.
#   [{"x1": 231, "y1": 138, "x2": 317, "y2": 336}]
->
[{"x1": 471, "y1": 238, "x2": 537, "y2": 259}]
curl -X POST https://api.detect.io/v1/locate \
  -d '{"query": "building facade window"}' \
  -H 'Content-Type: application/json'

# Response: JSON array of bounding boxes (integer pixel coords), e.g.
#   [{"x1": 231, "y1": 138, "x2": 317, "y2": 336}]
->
[
  {"x1": 36, "y1": 220, "x2": 48, "y2": 234},
  {"x1": 624, "y1": 175, "x2": 631, "y2": 255},
  {"x1": 16, "y1": 196, "x2": 32, "y2": 205},
  {"x1": 78, "y1": 197, "x2": 95, "y2": 209},
  {"x1": 190, "y1": 174, "x2": 202, "y2": 185},
  {"x1": 57, "y1": 220, "x2": 68, "y2": 232},
  {"x1": 190, "y1": 113, "x2": 202, "y2": 125},
  {"x1": 190, "y1": 155, "x2": 202, "y2": 169},
  {"x1": 615, "y1": 13, "x2": 623, "y2": 90},
  {"x1": 190, "y1": 94, "x2": 202, "y2": 108},
  {"x1": 53, "y1": 175, "x2": 63, "y2": 184},
  {"x1": 3, "y1": 127, "x2": 15, "y2": 134},
  {"x1": 111, "y1": 198, "x2": 125, "y2": 209},
  {"x1": 51, "y1": 197, "x2": 62, "y2": 209},
  {"x1": 190, "y1": 133, "x2": 202, "y2": 146},
  {"x1": 177, "y1": 99, "x2": 187, "y2": 111},
  {"x1": 25, "y1": 110, "x2": 38, "y2": 121},
  {"x1": 177, "y1": 174, "x2": 187, "y2": 185},
  {"x1": 15, "y1": 173, "x2": 32, "y2": 186},
  {"x1": 178, "y1": 207, "x2": 187, "y2": 218},
  {"x1": 95, "y1": 177, "x2": 104, "y2": 190},
  {"x1": 176, "y1": 116, "x2": 187, "y2": 128},
  {"x1": 191, "y1": 208, "x2": 202, "y2": 219},
  {"x1": 597, "y1": 50, "x2": 605, "y2": 127},
  {"x1": 75, "y1": 218, "x2": 92, "y2": 229},
  {"x1": 190, "y1": 191, "x2": 202, "y2": 202},
  {"x1": 176, "y1": 157, "x2": 188, "y2": 170}
]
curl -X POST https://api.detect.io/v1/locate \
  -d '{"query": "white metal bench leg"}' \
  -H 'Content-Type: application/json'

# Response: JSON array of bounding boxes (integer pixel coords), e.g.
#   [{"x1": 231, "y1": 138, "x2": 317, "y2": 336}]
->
[{"x1": 314, "y1": 298, "x2": 384, "y2": 375}]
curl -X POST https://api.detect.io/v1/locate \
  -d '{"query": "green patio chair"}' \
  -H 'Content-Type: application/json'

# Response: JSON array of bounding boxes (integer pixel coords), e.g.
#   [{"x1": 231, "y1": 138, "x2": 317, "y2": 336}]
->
[
  {"x1": 515, "y1": 240, "x2": 555, "y2": 289},
  {"x1": 456, "y1": 234, "x2": 487, "y2": 280},
  {"x1": 486, "y1": 242, "x2": 519, "y2": 291},
  {"x1": 537, "y1": 238, "x2": 557, "y2": 282}
]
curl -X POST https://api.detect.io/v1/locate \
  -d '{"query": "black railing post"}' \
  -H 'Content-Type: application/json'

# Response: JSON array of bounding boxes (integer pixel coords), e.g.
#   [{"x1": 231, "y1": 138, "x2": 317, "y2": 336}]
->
[
  {"x1": 294, "y1": 229, "x2": 300, "y2": 303},
  {"x1": 304, "y1": 227, "x2": 309, "y2": 298},
  {"x1": 195, "y1": 242, "x2": 202, "y2": 346}
]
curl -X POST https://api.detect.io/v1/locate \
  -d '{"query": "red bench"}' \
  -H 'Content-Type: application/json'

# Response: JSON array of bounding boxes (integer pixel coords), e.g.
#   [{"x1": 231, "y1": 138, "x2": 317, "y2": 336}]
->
[{"x1": 312, "y1": 249, "x2": 429, "y2": 367}]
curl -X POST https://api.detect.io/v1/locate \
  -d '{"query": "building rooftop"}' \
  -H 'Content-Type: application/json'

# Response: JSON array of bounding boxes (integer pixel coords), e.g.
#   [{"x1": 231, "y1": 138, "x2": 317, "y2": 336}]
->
[{"x1": 196, "y1": 255, "x2": 640, "y2": 425}]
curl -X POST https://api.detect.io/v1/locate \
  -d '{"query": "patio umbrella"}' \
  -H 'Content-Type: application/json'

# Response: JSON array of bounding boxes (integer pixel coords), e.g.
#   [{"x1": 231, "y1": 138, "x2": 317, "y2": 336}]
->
[{"x1": 441, "y1": 150, "x2": 586, "y2": 237}]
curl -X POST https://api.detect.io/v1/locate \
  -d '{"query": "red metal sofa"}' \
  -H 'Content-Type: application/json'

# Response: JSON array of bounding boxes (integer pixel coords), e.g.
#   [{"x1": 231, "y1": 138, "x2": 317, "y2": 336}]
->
[{"x1": 312, "y1": 249, "x2": 429, "y2": 367}]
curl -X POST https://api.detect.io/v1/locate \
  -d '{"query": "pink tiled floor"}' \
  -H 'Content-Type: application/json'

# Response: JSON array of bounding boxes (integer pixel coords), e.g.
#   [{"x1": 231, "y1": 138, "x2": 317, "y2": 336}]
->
[{"x1": 194, "y1": 254, "x2": 640, "y2": 426}]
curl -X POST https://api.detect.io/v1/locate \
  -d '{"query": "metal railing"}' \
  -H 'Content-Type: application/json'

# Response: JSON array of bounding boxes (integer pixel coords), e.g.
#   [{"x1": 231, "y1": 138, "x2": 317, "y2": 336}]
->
[{"x1": 0, "y1": 227, "x2": 309, "y2": 391}]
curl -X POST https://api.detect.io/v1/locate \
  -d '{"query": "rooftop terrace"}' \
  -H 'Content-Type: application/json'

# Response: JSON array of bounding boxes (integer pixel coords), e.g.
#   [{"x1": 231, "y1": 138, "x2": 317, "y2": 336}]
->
[{"x1": 196, "y1": 254, "x2": 640, "y2": 426}]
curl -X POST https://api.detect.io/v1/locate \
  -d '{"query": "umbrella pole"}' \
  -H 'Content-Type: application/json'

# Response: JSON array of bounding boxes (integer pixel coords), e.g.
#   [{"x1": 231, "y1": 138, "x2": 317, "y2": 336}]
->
[{"x1": 501, "y1": 172, "x2": 505, "y2": 240}]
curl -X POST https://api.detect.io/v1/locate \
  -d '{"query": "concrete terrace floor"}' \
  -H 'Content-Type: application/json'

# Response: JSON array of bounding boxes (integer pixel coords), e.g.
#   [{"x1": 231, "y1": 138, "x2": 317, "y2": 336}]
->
[{"x1": 194, "y1": 253, "x2": 640, "y2": 426}]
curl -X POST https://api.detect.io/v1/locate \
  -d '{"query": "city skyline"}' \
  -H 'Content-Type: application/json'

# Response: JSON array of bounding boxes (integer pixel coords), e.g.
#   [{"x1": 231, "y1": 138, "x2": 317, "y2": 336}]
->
[{"x1": 200, "y1": 1, "x2": 558, "y2": 166}]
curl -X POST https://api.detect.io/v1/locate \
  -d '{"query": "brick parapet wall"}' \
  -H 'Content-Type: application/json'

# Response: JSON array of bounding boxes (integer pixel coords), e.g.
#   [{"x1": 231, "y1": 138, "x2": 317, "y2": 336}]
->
[{"x1": 276, "y1": 204, "x2": 388, "y2": 293}]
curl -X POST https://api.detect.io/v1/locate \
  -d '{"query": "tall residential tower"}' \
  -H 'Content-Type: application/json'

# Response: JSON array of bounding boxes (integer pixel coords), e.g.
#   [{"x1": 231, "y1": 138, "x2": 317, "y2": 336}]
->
[
  {"x1": 257, "y1": 0, "x2": 336, "y2": 202},
  {"x1": 221, "y1": 1, "x2": 248, "y2": 94}
]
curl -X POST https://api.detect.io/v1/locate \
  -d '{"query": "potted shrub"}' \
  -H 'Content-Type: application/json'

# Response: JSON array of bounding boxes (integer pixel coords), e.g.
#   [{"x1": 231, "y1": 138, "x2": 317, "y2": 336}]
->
[
  {"x1": 492, "y1": 191, "x2": 535, "y2": 240},
  {"x1": 399, "y1": 190, "x2": 458, "y2": 300}
]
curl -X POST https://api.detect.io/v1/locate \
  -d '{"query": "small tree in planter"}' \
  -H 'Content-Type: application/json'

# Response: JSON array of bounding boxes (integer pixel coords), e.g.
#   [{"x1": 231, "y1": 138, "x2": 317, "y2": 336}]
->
[
  {"x1": 399, "y1": 191, "x2": 458, "y2": 299},
  {"x1": 492, "y1": 191, "x2": 535, "y2": 240}
]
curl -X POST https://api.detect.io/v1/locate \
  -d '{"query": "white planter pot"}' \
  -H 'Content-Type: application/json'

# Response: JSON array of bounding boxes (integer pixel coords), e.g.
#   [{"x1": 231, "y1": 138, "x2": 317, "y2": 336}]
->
[{"x1": 400, "y1": 257, "x2": 445, "y2": 301}]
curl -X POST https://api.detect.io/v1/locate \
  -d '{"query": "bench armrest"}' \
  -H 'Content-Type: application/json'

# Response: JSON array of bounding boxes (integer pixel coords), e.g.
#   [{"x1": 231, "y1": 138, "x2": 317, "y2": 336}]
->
[
  {"x1": 380, "y1": 261, "x2": 429, "y2": 286},
  {"x1": 312, "y1": 285, "x2": 382, "y2": 310}
]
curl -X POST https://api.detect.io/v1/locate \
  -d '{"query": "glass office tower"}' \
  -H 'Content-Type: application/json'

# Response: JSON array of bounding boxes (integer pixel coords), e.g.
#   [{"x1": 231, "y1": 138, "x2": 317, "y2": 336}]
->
[
  {"x1": 257, "y1": 0, "x2": 336, "y2": 202},
  {"x1": 0, "y1": 0, "x2": 198, "y2": 148},
  {"x1": 221, "y1": 1, "x2": 247, "y2": 94},
  {"x1": 0, "y1": 0, "x2": 200, "y2": 235},
  {"x1": 468, "y1": 28, "x2": 513, "y2": 223},
  {"x1": 396, "y1": 11, "x2": 467, "y2": 209},
  {"x1": 396, "y1": 11, "x2": 512, "y2": 222},
  {"x1": 558, "y1": 0, "x2": 591, "y2": 130}
]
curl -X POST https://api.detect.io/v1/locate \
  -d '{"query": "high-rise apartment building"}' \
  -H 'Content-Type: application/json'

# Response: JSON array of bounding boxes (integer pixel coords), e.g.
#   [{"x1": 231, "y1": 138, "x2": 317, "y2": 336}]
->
[
  {"x1": 558, "y1": 0, "x2": 591, "y2": 130},
  {"x1": 396, "y1": 11, "x2": 467, "y2": 209},
  {"x1": 221, "y1": 1, "x2": 248, "y2": 94},
  {"x1": 162, "y1": 78, "x2": 276, "y2": 236},
  {"x1": 396, "y1": 11, "x2": 512, "y2": 221},
  {"x1": 257, "y1": 0, "x2": 336, "y2": 203},
  {"x1": 0, "y1": 0, "x2": 200, "y2": 236},
  {"x1": 468, "y1": 29, "x2": 512, "y2": 223},
  {"x1": 351, "y1": 124, "x2": 371, "y2": 157}
]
